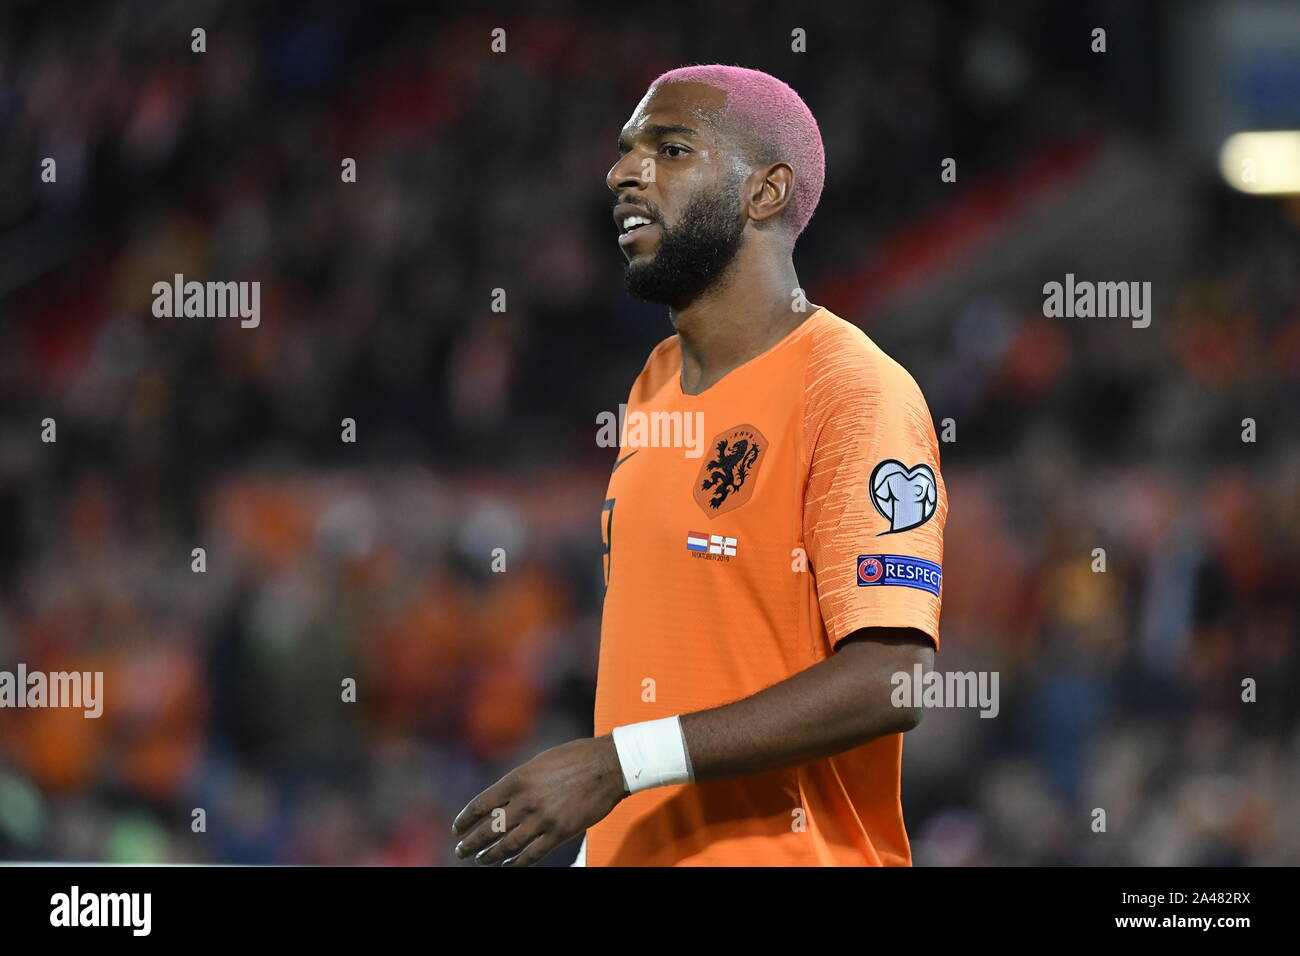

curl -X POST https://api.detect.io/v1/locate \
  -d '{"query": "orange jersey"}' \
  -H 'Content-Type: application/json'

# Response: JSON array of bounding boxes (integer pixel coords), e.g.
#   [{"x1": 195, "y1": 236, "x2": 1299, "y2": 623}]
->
[{"x1": 588, "y1": 306, "x2": 947, "y2": 866}]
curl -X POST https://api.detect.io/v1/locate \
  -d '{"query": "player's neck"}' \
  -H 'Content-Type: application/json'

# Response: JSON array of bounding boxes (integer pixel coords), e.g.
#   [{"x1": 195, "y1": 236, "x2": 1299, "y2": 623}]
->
[{"x1": 672, "y1": 255, "x2": 809, "y2": 395}]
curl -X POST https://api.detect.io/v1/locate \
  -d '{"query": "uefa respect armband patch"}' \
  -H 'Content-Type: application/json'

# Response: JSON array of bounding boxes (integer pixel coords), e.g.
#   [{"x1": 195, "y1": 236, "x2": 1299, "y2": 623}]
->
[{"x1": 856, "y1": 555, "x2": 942, "y2": 596}]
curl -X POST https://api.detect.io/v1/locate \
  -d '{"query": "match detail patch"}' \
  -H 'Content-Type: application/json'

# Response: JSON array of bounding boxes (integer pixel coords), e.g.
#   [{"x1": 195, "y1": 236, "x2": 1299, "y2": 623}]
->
[
  {"x1": 687, "y1": 532, "x2": 737, "y2": 557},
  {"x1": 856, "y1": 555, "x2": 942, "y2": 596}
]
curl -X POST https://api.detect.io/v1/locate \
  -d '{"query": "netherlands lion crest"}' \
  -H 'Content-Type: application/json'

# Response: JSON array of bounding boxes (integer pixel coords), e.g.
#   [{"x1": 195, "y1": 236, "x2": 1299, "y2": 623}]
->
[{"x1": 693, "y1": 424, "x2": 767, "y2": 517}]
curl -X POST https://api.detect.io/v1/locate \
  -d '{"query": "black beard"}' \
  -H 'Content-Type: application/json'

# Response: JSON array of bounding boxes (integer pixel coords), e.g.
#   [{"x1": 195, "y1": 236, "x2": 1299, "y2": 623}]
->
[{"x1": 623, "y1": 177, "x2": 746, "y2": 310}]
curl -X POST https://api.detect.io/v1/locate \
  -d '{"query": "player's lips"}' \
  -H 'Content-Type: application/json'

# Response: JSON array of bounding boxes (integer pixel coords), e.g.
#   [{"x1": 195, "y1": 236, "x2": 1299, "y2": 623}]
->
[
  {"x1": 614, "y1": 203, "x2": 660, "y2": 248},
  {"x1": 618, "y1": 221, "x2": 658, "y2": 247}
]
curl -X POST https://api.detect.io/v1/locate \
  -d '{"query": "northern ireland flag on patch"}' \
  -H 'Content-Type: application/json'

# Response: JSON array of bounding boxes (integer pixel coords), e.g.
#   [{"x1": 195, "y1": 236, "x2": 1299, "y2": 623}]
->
[
  {"x1": 708, "y1": 534, "x2": 737, "y2": 556},
  {"x1": 686, "y1": 532, "x2": 709, "y2": 553}
]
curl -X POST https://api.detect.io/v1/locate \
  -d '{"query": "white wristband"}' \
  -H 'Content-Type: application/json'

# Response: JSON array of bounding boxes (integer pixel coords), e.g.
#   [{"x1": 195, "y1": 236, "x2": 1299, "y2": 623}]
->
[
  {"x1": 612, "y1": 716, "x2": 693, "y2": 794},
  {"x1": 570, "y1": 835, "x2": 587, "y2": 867}
]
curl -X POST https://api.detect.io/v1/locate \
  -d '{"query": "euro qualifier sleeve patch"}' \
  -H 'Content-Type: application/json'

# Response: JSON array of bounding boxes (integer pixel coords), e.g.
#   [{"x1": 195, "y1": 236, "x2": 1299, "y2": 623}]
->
[
  {"x1": 869, "y1": 459, "x2": 937, "y2": 534},
  {"x1": 856, "y1": 555, "x2": 942, "y2": 596}
]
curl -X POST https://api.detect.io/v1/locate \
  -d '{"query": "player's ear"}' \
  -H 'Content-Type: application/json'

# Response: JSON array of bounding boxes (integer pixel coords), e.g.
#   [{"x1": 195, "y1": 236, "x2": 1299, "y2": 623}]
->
[{"x1": 748, "y1": 162, "x2": 794, "y2": 226}]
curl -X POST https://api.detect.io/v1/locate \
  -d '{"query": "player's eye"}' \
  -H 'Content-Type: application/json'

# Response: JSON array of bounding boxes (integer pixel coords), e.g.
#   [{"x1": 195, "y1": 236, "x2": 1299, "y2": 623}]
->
[{"x1": 660, "y1": 143, "x2": 688, "y2": 158}]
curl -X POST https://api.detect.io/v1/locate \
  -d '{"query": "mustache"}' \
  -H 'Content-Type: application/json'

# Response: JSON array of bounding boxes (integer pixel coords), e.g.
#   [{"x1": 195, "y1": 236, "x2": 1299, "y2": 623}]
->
[{"x1": 614, "y1": 201, "x2": 661, "y2": 221}]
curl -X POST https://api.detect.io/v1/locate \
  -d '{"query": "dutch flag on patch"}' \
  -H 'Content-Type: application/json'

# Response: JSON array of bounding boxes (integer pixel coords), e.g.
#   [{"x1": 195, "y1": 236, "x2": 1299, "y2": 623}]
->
[{"x1": 686, "y1": 532, "x2": 709, "y2": 552}]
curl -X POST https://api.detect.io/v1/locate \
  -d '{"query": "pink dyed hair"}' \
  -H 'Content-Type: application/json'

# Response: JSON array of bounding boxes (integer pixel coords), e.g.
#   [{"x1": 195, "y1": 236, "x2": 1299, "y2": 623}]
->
[{"x1": 649, "y1": 64, "x2": 825, "y2": 240}]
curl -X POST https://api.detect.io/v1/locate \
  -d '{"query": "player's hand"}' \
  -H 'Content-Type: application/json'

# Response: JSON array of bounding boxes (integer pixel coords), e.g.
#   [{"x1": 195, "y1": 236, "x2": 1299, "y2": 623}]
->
[{"x1": 451, "y1": 734, "x2": 627, "y2": 866}]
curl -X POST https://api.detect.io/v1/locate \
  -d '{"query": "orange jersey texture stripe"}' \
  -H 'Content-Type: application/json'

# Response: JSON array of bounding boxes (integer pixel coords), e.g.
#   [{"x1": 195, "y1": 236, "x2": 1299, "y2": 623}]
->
[{"x1": 589, "y1": 306, "x2": 947, "y2": 866}]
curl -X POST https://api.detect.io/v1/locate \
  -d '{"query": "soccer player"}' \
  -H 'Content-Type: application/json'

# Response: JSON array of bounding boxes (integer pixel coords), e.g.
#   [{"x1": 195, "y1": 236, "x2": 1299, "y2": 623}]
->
[{"x1": 452, "y1": 64, "x2": 947, "y2": 866}]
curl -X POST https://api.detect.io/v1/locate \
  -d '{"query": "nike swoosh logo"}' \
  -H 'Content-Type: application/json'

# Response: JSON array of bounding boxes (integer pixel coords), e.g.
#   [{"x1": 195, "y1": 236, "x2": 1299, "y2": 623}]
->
[{"x1": 612, "y1": 451, "x2": 638, "y2": 473}]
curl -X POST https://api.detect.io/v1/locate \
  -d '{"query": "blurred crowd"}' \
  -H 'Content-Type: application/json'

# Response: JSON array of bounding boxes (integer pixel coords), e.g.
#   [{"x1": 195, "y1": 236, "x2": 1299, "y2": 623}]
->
[{"x1": 0, "y1": 1, "x2": 1296, "y2": 865}]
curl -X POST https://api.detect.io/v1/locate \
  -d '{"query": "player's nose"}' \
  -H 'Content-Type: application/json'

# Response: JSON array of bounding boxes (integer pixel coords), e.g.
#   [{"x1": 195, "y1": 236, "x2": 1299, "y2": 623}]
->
[{"x1": 606, "y1": 152, "x2": 645, "y2": 193}]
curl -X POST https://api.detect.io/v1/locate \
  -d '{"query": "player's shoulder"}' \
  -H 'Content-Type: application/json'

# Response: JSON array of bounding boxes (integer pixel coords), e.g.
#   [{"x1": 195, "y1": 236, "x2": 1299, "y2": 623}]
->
[
  {"x1": 628, "y1": 332, "x2": 681, "y2": 393},
  {"x1": 648, "y1": 331, "x2": 680, "y2": 366},
  {"x1": 803, "y1": 307, "x2": 924, "y2": 400}
]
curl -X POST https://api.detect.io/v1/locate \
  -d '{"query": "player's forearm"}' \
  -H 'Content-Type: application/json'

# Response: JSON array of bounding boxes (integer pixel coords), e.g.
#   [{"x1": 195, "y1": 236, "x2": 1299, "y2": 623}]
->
[{"x1": 678, "y1": 639, "x2": 926, "y2": 783}]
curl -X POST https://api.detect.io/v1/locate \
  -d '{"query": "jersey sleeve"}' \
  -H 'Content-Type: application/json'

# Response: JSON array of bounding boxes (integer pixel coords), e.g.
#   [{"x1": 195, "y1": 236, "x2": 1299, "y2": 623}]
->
[{"x1": 802, "y1": 340, "x2": 947, "y2": 652}]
